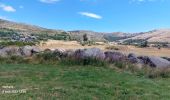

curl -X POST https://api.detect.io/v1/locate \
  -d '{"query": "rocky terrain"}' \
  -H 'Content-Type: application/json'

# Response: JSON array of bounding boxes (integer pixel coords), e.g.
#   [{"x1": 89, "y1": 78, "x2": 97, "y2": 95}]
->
[{"x1": 0, "y1": 46, "x2": 170, "y2": 68}]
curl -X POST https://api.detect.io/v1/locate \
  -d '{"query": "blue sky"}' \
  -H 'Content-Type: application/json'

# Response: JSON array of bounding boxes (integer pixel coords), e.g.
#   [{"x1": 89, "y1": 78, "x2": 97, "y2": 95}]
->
[{"x1": 0, "y1": 0, "x2": 170, "y2": 32}]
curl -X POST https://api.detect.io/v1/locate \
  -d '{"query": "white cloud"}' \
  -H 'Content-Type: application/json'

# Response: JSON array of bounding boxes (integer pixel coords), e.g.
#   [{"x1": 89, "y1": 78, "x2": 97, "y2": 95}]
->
[
  {"x1": 39, "y1": 0, "x2": 60, "y2": 4},
  {"x1": 0, "y1": 3, "x2": 16, "y2": 12},
  {"x1": 79, "y1": 12, "x2": 102, "y2": 19}
]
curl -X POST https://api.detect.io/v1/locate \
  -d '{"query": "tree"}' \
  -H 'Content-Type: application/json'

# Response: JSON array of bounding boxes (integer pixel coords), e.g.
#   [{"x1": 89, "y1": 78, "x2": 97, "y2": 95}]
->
[
  {"x1": 83, "y1": 34, "x2": 88, "y2": 42},
  {"x1": 140, "y1": 41, "x2": 148, "y2": 47}
]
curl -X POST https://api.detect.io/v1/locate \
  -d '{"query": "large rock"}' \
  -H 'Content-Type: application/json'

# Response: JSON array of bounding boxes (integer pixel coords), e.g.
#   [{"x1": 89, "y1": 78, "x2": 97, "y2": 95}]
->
[
  {"x1": 74, "y1": 49, "x2": 85, "y2": 59},
  {"x1": 84, "y1": 48, "x2": 105, "y2": 60},
  {"x1": 138, "y1": 56, "x2": 170, "y2": 68},
  {"x1": 128, "y1": 53, "x2": 139, "y2": 63},
  {"x1": 53, "y1": 48, "x2": 67, "y2": 58},
  {"x1": 74, "y1": 48, "x2": 105, "y2": 60},
  {"x1": 0, "y1": 46, "x2": 21, "y2": 57},
  {"x1": 105, "y1": 51, "x2": 127, "y2": 62},
  {"x1": 162, "y1": 57, "x2": 170, "y2": 61},
  {"x1": 0, "y1": 48, "x2": 8, "y2": 57},
  {"x1": 65, "y1": 49, "x2": 75, "y2": 58},
  {"x1": 20, "y1": 46, "x2": 41, "y2": 56}
]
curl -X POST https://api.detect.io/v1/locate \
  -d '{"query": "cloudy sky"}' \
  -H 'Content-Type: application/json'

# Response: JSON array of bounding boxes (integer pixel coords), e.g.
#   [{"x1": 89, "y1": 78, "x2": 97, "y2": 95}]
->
[{"x1": 0, "y1": 0, "x2": 170, "y2": 32}]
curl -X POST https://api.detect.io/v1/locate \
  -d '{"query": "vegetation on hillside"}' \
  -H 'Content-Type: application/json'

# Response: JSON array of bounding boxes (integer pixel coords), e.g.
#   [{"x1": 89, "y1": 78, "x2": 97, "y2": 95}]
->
[
  {"x1": 0, "y1": 41, "x2": 36, "y2": 47},
  {"x1": 0, "y1": 28, "x2": 18, "y2": 38},
  {"x1": 35, "y1": 32, "x2": 71, "y2": 41}
]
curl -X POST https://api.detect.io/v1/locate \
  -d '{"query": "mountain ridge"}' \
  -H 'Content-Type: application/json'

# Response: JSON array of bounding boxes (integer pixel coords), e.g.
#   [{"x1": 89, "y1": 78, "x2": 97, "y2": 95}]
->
[{"x1": 1, "y1": 18, "x2": 170, "y2": 42}]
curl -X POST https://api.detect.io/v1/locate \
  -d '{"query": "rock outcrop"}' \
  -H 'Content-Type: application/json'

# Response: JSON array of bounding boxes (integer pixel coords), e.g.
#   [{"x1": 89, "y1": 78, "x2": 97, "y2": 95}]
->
[
  {"x1": 138, "y1": 56, "x2": 170, "y2": 68},
  {"x1": 105, "y1": 51, "x2": 127, "y2": 62},
  {"x1": 0, "y1": 46, "x2": 21, "y2": 57},
  {"x1": 19, "y1": 46, "x2": 41, "y2": 56},
  {"x1": 74, "y1": 48, "x2": 105, "y2": 60},
  {"x1": 0, "y1": 46, "x2": 170, "y2": 68}
]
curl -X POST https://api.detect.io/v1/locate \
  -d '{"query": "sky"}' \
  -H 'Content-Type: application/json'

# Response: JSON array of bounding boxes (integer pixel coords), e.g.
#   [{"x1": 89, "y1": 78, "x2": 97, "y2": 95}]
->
[{"x1": 0, "y1": 0, "x2": 170, "y2": 33}]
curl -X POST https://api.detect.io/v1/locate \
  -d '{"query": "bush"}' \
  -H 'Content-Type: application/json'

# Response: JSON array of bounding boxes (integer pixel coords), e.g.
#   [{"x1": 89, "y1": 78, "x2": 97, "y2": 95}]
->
[
  {"x1": 106, "y1": 46, "x2": 119, "y2": 50},
  {"x1": 35, "y1": 52, "x2": 58, "y2": 63},
  {"x1": 59, "y1": 57, "x2": 107, "y2": 67},
  {"x1": 0, "y1": 41, "x2": 36, "y2": 47},
  {"x1": 36, "y1": 32, "x2": 71, "y2": 41},
  {"x1": 80, "y1": 41, "x2": 96, "y2": 46},
  {"x1": 147, "y1": 68, "x2": 170, "y2": 78},
  {"x1": 0, "y1": 56, "x2": 30, "y2": 64}
]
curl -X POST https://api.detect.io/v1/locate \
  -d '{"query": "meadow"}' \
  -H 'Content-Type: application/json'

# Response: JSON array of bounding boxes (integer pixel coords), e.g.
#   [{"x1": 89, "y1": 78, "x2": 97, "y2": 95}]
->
[{"x1": 0, "y1": 63, "x2": 170, "y2": 100}]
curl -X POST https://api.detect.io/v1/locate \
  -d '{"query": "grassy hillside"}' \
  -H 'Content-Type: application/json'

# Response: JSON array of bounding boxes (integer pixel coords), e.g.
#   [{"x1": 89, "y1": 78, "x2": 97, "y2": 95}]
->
[
  {"x1": 0, "y1": 19, "x2": 64, "y2": 35},
  {"x1": 0, "y1": 64, "x2": 170, "y2": 100},
  {"x1": 120, "y1": 29, "x2": 170, "y2": 43},
  {"x1": 0, "y1": 19, "x2": 133, "y2": 42}
]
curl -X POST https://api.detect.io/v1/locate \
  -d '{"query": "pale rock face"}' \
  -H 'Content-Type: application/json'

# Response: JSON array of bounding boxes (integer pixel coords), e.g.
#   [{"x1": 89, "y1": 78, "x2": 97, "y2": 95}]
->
[
  {"x1": 53, "y1": 48, "x2": 67, "y2": 58},
  {"x1": 83, "y1": 48, "x2": 105, "y2": 60},
  {"x1": 0, "y1": 47, "x2": 21, "y2": 57},
  {"x1": 19, "y1": 46, "x2": 41, "y2": 56},
  {"x1": 73, "y1": 48, "x2": 105, "y2": 60},
  {"x1": 0, "y1": 49, "x2": 8, "y2": 57}
]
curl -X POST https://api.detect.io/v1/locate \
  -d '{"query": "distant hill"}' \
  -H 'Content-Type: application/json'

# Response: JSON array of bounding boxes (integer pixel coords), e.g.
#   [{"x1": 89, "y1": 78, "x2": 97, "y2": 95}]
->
[
  {"x1": 120, "y1": 29, "x2": 170, "y2": 43},
  {"x1": 104, "y1": 32, "x2": 135, "y2": 42},
  {"x1": 0, "y1": 19, "x2": 131, "y2": 42},
  {"x1": 0, "y1": 19, "x2": 64, "y2": 35},
  {"x1": 1, "y1": 19, "x2": 170, "y2": 43},
  {"x1": 68, "y1": 30, "x2": 106, "y2": 42}
]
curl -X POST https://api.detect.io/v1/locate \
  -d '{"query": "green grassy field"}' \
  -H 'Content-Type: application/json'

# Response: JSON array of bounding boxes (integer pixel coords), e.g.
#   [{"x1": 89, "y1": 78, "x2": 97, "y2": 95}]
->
[{"x1": 0, "y1": 64, "x2": 170, "y2": 100}]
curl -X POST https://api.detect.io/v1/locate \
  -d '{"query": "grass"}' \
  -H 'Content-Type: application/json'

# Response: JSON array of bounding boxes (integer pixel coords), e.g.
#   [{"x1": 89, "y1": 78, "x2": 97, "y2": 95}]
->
[{"x1": 0, "y1": 63, "x2": 170, "y2": 100}]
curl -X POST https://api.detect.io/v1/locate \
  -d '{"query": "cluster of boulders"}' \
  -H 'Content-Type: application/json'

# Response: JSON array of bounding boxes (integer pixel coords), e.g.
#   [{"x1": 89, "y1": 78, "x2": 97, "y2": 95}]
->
[
  {"x1": 128, "y1": 53, "x2": 170, "y2": 68},
  {"x1": 0, "y1": 46, "x2": 170, "y2": 68},
  {"x1": 0, "y1": 46, "x2": 41, "y2": 57},
  {"x1": 11, "y1": 34, "x2": 37, "y2": 42}
]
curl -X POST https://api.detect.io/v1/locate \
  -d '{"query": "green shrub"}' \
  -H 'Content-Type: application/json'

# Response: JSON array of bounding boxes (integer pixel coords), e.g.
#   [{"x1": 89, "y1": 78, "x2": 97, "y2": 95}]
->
[
  {"x1": 0, "y1": 56, "x2": 30, "y2": 64},
  {"x1": 0, "y1": 41, "x2": 36, "y2": 46},
  {"x1": 80, "y1": 41, "x2": 96, "y2": 46},
  {"x1": 114, "y1": 61, "x2": 127, "y2": 69},
  {"x1": 36, "y1": 32, "x2": 71, "y2": 41},
  {"x1": 147, "y1": 68, "x2": 170, "y2": 78},
  {"x1": 59, "y1": 57, "x2": 107, "y2": 67},
  {"x1": 35, "y1": 52, "x2": 58, "y2": 63}
]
